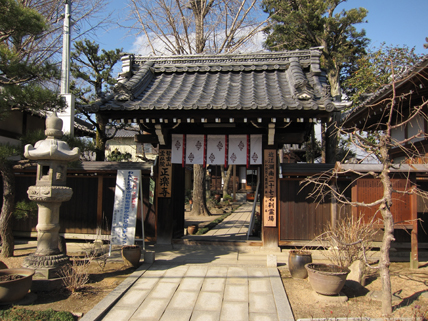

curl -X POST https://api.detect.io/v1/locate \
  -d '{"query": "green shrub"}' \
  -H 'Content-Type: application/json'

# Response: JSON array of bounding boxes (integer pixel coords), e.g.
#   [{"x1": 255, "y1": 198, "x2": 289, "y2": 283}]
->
[
  {"x1": 0, "y1": 308, "x2": 75, "y2": 321},
  {"x1": 223, "y1": 194, "x2": 232, "y2": 201},
  {"x1": 195, "y1": 211, "x2": 233, "y2": 235}
]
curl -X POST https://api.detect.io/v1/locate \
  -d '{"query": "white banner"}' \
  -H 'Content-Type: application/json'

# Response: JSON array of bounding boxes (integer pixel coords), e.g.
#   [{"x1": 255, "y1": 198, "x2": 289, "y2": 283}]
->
[
  {"x1": 171, "y1": 134, "x2": 185, "y2": 165},
  {"x1": 186, "y1": 134, "x2": 205, "y2": 165},
  {"x1": 111, "y1": 170, "x2": 140, "y2": 246},
  {"x1": 206, "y1": 135, "x2": 226, "y2": 165},
  {"x1": 250, "y1": 134, "x2": 262, "y2": 165},
  {"x1": 228, "y1": 135, "x2": 248, "y2": 165}
]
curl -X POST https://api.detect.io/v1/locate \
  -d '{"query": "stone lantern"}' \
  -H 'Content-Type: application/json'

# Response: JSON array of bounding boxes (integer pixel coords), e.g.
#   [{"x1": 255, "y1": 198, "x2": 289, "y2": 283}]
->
[{"x1": 22, "y1": 112, "x2": 80, "y2": 273}]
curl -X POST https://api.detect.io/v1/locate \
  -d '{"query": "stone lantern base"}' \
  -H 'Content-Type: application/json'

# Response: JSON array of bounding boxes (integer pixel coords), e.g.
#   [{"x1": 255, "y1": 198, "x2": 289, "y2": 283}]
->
[{"x1": 23, "y1": 253, "x2": 70, "y2": 279}]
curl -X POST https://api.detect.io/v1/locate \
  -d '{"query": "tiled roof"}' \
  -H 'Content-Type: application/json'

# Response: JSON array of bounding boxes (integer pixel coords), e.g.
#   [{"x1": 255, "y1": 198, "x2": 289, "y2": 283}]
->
[
  {"x1": 342, "y1": 55, "x2": 428, "y2": 126},
  {"x1": 107, "y1": 127, "x2": 139, "y2": 138},
  {"x1": 87, "y1": 49, "x2": 340, "y2": 113}
]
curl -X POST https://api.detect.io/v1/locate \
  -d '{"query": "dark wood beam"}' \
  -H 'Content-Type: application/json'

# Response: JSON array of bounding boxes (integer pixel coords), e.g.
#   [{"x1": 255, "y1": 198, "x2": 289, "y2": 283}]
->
[{"x1": 135, "y1": 134, "x2": 159, "y2": 144}]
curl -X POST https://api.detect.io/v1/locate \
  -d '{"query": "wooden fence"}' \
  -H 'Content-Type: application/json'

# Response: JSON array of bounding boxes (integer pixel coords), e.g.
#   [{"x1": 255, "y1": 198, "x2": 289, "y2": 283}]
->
[
  {"x1": 8, "y1": 162, "x2": 428, "y2": 246},
  {"x1": 279, "y1": 178, "x2": 352, "y2": 244},
  {"x1": 11, "y1": 162, "x2": 155, "y2": 240},
  {"x1": 278, "y1": 175, "x2": 428, "y2": 245}
]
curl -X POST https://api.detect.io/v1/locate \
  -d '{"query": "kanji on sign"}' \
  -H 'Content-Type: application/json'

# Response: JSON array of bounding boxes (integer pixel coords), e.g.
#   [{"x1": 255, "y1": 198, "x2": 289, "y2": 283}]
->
[
  {"x1": 157, "y1": 149, "x2": 172, "y2": 198},
  {"x1": 263, "y1": 149, "x2": 277, "y2": 227}
]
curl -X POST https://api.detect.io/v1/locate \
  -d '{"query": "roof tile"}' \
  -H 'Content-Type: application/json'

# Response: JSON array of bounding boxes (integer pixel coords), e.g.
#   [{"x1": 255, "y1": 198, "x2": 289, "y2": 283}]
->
[{"x1": 89, "y1": 50, "x2": 340, "y2": 113}]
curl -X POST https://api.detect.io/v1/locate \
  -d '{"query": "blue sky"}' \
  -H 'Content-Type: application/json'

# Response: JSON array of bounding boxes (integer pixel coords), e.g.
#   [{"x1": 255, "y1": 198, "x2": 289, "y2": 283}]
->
[
  {"x1": 339, "y1": 0, "x2": 428, "y2": 54},
  {"x1": 91, "y1": 0, "x2": 428, "y2": 55}
]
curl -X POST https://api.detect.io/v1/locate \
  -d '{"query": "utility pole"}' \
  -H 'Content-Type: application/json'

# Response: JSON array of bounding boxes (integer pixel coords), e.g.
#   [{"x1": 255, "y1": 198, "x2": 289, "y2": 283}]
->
[{"x1": 59, "y1": 0, "x2": 75, "y2": 136}]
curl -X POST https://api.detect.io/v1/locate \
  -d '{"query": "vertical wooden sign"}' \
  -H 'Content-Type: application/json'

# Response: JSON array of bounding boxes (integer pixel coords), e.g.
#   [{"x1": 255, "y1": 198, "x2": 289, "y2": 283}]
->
[
  {"x1": 157, "y1": 149, "x2": 172, "y2": 198},
  {"x1": 263, "y1": 149, "x2": 277, "y2": 227}
]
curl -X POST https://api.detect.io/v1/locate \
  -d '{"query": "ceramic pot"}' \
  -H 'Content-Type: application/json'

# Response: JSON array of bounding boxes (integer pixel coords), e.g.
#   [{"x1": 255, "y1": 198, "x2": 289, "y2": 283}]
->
[
  {"x1": 305, "y1": 263, "x2": 350, "y2": 296},
  {"x1": 0, "y1": 268, "x2": 34, "y2": 303},
  {"x1": 288, "y1": 250, "x2": 312, "y2": 279},
  {"x1": 121, "y1": 245, "x2": 141, "y2": 268},
  {"x1": 187, "y1": 224, "x2": 198, "y2": 235}
]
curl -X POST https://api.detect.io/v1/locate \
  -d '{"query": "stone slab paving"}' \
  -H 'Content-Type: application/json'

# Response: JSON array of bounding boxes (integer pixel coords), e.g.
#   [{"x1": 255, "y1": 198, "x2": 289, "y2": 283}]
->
[
  {"x1": 80, "y1": 202, "x2": 294, "y2": 321},
  {"x1": 84, "y1": 262, "x2": 295, "y2": 321},
  {"x1": 204, "y1": 203, "x2": 252, "y2": 237}
]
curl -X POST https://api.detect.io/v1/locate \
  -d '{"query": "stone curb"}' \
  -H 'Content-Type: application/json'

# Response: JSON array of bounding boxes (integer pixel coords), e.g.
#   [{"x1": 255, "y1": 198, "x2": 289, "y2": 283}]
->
[
  {"x1": 268, "y1": 267, "x2": 295, "y2": 321},
  {"x1": 298, "y1": 319, "x2": 423, "y2": 321}
]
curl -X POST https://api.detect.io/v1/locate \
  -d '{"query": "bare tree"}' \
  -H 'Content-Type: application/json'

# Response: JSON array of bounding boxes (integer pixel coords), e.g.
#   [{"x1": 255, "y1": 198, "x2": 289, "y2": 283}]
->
[
  {"x1": 0, "y1": 0, "x2": 108, "y2": 257},
  {"x1": 13, "y1": 0, "x2": 109, "y2": 67},
  {"x1": 124, "y1": 0, "x2": 267, "y2": 216},
  {"x1": 125, "y1": 0, "x2": 267, "y2": 55},
  {"x1": 303, "y1": 61, "x2": 428, "y2": 315}
]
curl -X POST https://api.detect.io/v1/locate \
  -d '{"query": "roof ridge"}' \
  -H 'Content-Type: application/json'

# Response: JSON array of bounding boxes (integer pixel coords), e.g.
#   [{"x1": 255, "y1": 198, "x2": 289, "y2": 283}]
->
[{"x1": 131, "y1": 49, "x2": 320, "y2": 62}]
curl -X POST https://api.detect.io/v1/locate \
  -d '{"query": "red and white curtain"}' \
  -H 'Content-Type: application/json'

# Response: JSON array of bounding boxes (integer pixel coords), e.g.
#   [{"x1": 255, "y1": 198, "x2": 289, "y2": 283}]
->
[
  {"x1": 171, "y1": 134, "x2": 185, "y2": 165},
  {"x1": 206, "y1": 135, "x2": 227, "y2": 165},
  {"x1": 250, "y1": 134, "x2": 262, "y2": 165},
  {"x1": 186, "y1": 135, "x2": 205, "y2": 165},
  {"x1": 228, "y1": 135, "x2": 248, "y2": 166},
  {"x1": 171, "y1": 134, "x2": 262, "y2": 167}
]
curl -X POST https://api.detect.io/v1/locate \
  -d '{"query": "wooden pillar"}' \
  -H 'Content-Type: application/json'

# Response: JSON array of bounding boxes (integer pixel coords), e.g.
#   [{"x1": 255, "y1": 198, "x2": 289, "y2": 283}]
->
[
  {"x1": 410, "y1": 174, "x2": 419, "y2": 269},
  {"x1": 172, "y1": 164, "x2": 185, "y2": 239},
  {"x1": 262, "y1": 148, "x2": 279, "y2": 248},
  {"x1": 97, "y1": 176, "x2": 103, "y2": 234},
  {"x1": 156, "y1": 147, "x2": 173, "y2": 244},
  {"x1": 232, "y1": 165, "x2": 236, "y2": 202},
  {"x1": 326, "y1": 112, "x2": 340, "y2": 164},
  {"x1": 321, "y1": 122, "x2": 326, "y2": 163},
  {"x1": 155, "y1": 145, "x2": 185, "y2": 244}
]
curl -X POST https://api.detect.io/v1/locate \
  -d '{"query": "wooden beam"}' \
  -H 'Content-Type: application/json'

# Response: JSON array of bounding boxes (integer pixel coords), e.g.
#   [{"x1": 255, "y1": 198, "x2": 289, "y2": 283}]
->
[
  {"x1": 134, "y1": 134, "x2": 159, "y2": 144},
  {"x1": 155, "y1": 124, "x2": 165, "y2": 145},
  {"x1": 268, "y1": 123, "x2": 275, "y2": 145}
]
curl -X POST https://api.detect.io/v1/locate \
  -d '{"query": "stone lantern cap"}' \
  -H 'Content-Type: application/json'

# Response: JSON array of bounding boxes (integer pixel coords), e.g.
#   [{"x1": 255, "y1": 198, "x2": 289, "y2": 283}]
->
[{"x1": 24, "y1": 112, "x2": 80, "y2": 162}]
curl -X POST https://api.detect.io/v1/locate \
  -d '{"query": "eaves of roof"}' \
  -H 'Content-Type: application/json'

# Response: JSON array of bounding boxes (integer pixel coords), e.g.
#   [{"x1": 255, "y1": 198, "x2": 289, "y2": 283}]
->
[
  {"x1": 85, "y1": 49, "x2": 342, "y2": 115},
  {"x1": 342, "y1": 55, "x2": 428, "y2": 128},
  {"x1": 335, "y1": 162, "x2": 428, "y2": 173}
]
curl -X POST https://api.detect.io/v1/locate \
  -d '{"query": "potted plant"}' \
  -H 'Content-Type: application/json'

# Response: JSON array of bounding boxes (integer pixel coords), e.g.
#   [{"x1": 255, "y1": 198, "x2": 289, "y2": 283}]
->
[
  {"x1": 187, "y1": 224, "x2": 198, "y2": 235},
  {"x1": 305, "y1": 263, "x2": 350, "y2": 295},
  {"x1": 214, "y1": 193, "x2": 221, "y2": 202},
  {"x1": 288, "y1": 249, "x2": 312, "y2": 279},
  {"x1": 0, "y1": 268, "x2": 35, "y2": 303},
  {"x1": 121, "y1": 245, "x2": 141, "y2": 268}
]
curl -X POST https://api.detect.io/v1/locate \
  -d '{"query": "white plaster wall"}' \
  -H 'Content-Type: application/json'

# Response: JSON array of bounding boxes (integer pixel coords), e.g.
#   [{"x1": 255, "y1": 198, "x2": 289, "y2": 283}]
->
[
  {"x1": 407, "y1": 114, "x2": 425, "y2": 143},
  {"x1": 106, "y1": 137, "x2": 157, "y2": 162},
  {"x1": 391, "y1": 126, "x2": 405, "y2": 144}
]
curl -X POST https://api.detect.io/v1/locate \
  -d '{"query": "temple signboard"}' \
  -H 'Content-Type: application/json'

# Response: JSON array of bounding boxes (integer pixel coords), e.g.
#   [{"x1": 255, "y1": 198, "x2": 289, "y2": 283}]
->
[
  {"x1": 263, "y1": 149, "x2": 277, "y2": 227},
  {"x1": 157, "y1": 149, "x2": 172, "y2": 198}
]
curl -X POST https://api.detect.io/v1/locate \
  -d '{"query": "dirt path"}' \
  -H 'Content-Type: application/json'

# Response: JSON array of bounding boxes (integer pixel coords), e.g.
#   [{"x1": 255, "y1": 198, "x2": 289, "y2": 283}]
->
[{"x1": 279, "y1": 262, "x2": 428, "y2": 319}]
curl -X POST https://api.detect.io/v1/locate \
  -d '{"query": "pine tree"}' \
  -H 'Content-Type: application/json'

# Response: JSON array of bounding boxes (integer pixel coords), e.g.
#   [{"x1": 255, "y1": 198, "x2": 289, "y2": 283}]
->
[
  {"x1": 0, "y1": 0, "x2": 64, "y2": 256},
  {"x1": 262, "y1": 0, "x2": 369, "y2": 100},
  {"x1": 70, "y1": 39, "x2": 122, "y2": 161}
]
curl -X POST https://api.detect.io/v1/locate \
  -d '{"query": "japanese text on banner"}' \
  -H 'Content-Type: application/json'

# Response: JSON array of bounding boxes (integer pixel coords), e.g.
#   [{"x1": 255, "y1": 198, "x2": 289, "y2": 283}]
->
[
  {"x1": 111, "y1": 170, "x2": 140, "y2": 246},
  {"x1": 263, "y1": 150, "x2": 277, "y2": 227}
]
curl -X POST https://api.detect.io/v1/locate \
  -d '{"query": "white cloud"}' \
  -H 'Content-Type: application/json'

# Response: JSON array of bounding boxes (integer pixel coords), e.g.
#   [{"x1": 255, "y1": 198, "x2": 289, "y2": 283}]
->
[
  {"x1": 130, "y1": 34, "x2": 174, "y2": 56},
  {"x1": 130, "y1": 28, "x2": 267, "y2": 56}
]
